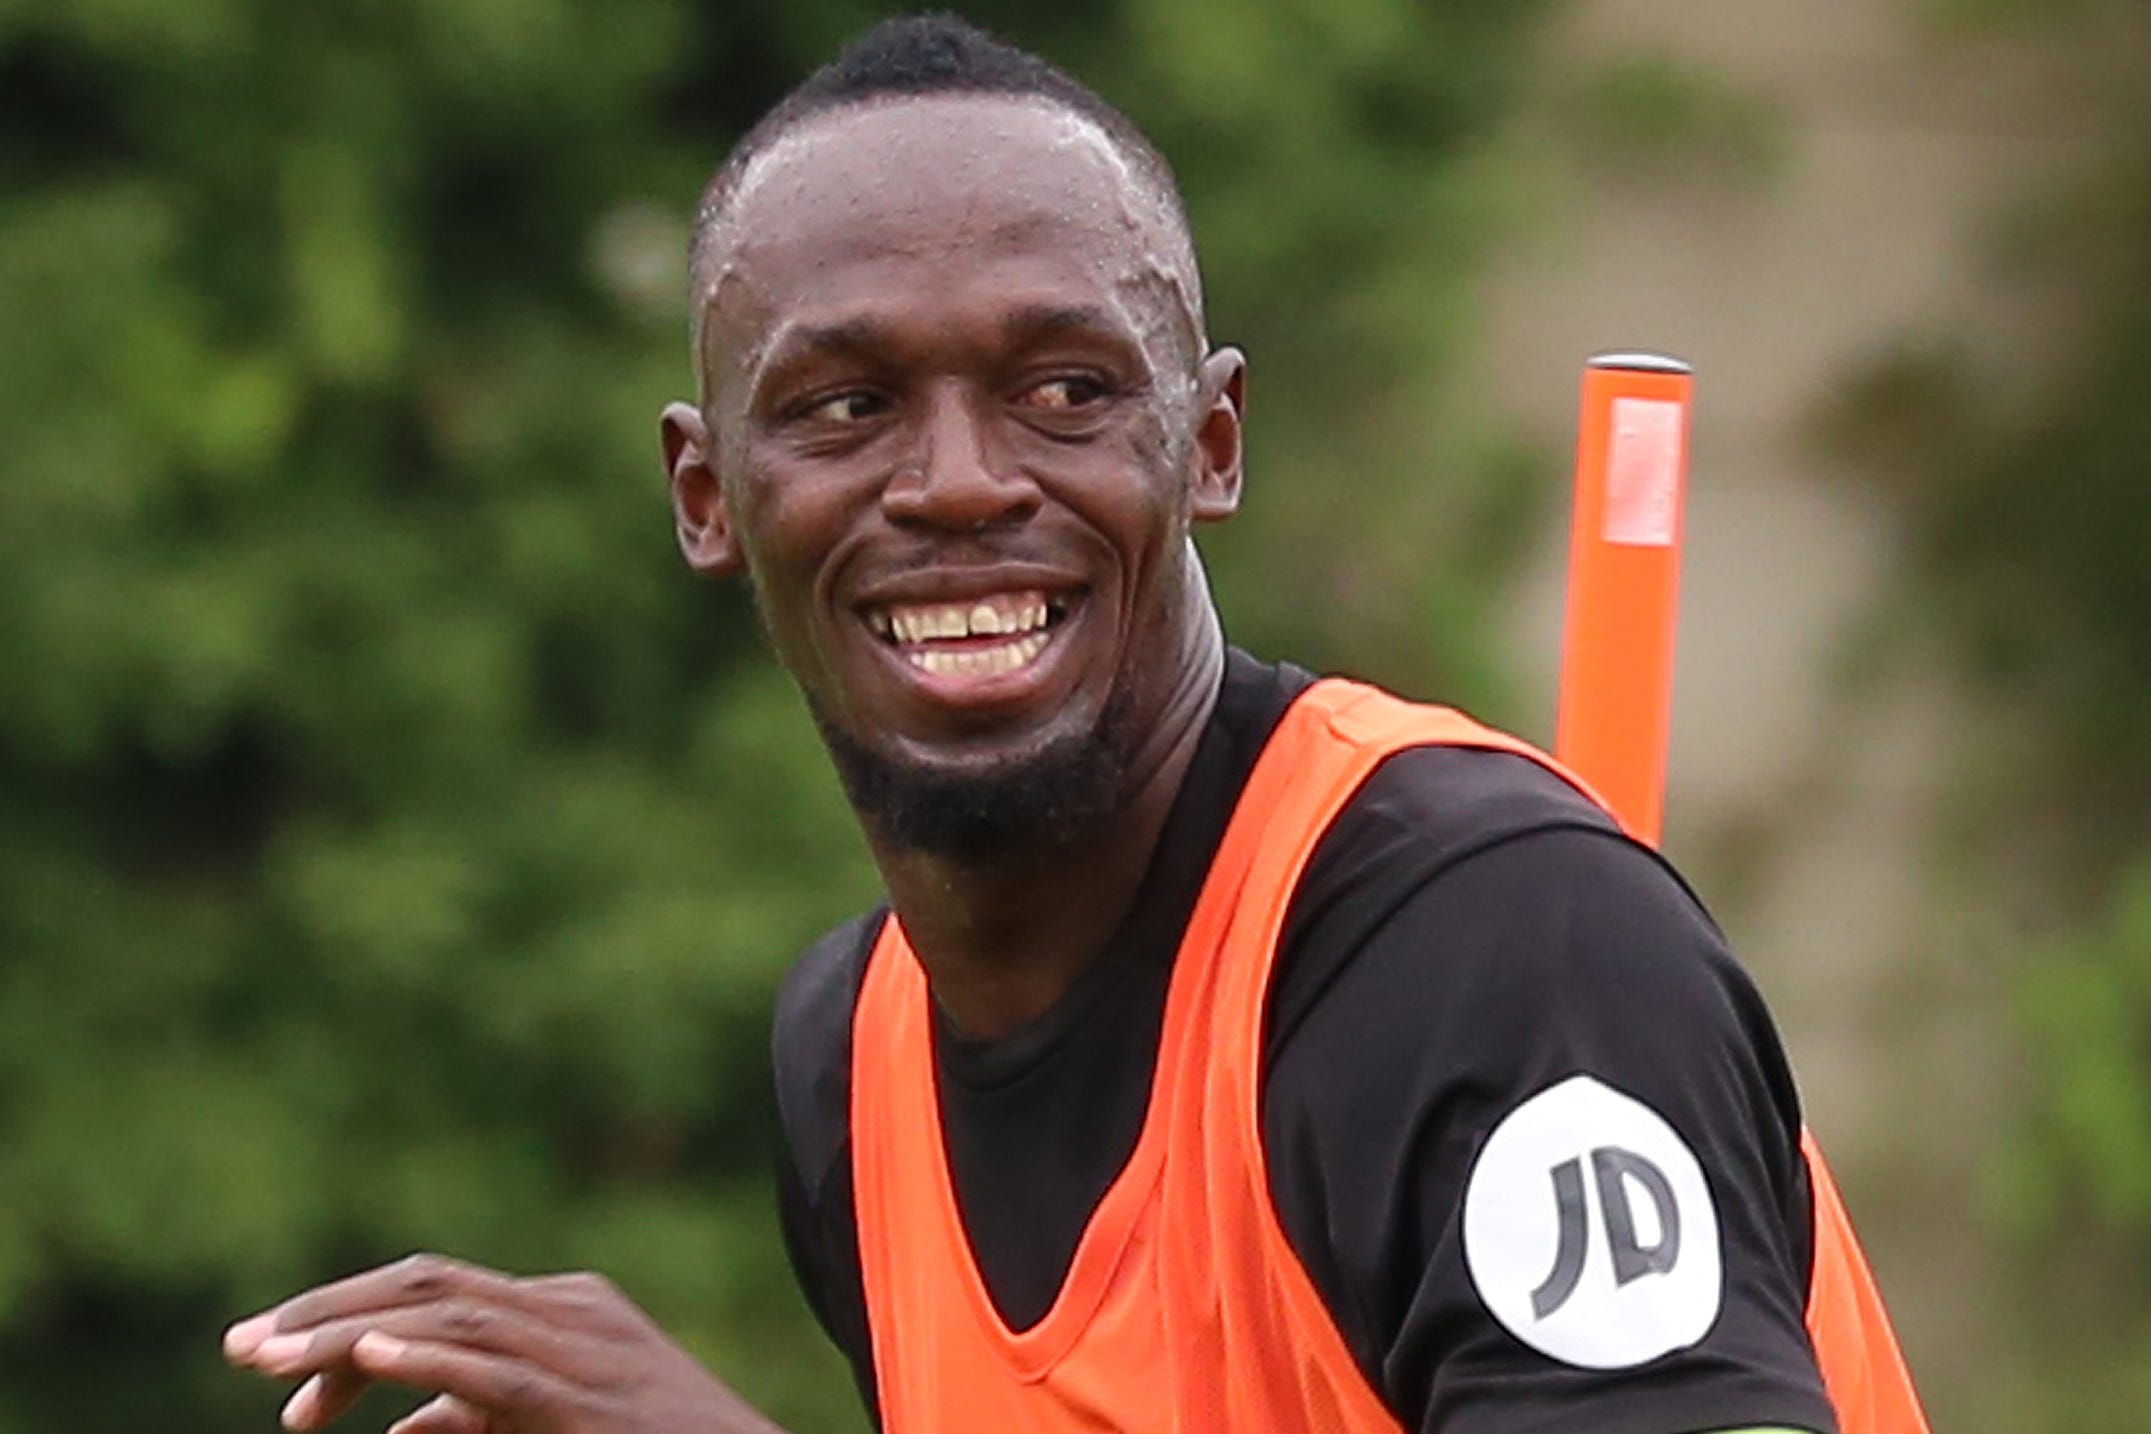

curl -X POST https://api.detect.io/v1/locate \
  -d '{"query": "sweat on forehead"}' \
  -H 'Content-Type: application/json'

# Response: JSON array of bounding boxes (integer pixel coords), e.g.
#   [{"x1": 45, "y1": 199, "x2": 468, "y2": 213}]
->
[{"x1": 691, "y1": 95, "x2": 1205, "y2": 351}]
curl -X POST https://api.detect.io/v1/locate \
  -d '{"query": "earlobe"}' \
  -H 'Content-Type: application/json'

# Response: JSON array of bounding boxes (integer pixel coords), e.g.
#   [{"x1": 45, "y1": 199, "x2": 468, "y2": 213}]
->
[
  {"x1": 1189, "y1": 347, "x2": 1246, "y2": 523},
  {"x1": 661, "y1": 401, "x2": 743, "y2": 577}
]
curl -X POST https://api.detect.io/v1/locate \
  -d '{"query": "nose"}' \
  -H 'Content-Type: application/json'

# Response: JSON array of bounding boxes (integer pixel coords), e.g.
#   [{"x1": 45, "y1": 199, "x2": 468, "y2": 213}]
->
[{"x1": 880, "y1": 384, "x2": 1040, "y2": 532}]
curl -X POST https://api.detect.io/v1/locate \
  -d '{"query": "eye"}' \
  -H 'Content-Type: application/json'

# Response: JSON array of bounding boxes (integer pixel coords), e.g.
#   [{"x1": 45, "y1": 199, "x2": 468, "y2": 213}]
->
[
  {"x1": 1016, "y1": 375, "x2": 1111, "y2": 410},
  {"x1": 799, "y1": 390, "x2": 890, "y2": 425}
]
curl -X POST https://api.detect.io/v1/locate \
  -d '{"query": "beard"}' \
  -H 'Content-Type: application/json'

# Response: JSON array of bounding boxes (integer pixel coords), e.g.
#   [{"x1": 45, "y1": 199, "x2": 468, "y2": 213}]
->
[{"x1": 808, "y1": 682, "x2": 1140, "y2": 864}]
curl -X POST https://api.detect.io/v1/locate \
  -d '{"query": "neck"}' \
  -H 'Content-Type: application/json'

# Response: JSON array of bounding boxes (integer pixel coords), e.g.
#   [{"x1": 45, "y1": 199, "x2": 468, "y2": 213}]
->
[{"x1": 869, "y1": 609, "x2": 1226, "y2": 1040}]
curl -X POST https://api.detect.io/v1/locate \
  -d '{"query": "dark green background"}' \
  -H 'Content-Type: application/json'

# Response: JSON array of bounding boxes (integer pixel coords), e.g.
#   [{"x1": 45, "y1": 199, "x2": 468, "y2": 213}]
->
[
  {"x1": 0, "y1": 2, "x2": 1551, "y2": 1428},
  {"x1": 3, "y1": 0, "x2": 2148, "y2": 1429}
]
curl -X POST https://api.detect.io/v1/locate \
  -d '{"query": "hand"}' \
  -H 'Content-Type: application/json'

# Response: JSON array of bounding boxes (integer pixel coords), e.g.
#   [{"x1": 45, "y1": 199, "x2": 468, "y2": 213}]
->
[{"x1": 222, "y1": 1253, "x2": 788, "y2": 1434}]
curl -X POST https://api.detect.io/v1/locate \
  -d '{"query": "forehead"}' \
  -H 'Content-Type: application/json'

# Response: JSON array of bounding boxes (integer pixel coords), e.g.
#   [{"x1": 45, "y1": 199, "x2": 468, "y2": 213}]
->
[{"x1": 703, "y1": 96, "x2": 1190, "y2": 364}]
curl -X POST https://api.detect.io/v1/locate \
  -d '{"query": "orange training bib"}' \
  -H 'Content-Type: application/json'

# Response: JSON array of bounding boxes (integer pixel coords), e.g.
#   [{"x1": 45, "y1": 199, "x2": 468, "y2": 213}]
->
[{"x1": 849, "y1": 677, "x2": 1928, "y2": 1434}]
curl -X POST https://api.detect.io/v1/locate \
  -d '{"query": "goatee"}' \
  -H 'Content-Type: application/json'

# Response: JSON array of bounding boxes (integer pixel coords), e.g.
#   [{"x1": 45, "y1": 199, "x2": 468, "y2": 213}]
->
[{"x1": 810, "y1": 686, "x2": 1138, "y2": 864}]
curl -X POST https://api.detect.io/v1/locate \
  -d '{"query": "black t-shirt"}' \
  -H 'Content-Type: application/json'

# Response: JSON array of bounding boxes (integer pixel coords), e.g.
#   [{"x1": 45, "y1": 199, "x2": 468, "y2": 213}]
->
[{"x1": 772, "y1": 650, "x2": 1837, "y2": 1434}]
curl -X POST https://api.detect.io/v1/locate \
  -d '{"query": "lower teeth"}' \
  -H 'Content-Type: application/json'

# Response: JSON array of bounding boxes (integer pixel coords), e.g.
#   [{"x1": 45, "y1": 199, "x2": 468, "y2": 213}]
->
[{"x1": 906, "y1": 631, "x2": 1049, "y2": 677}]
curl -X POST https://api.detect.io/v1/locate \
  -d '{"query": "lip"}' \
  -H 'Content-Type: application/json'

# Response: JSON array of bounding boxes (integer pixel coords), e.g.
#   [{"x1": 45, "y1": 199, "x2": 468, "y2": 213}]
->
[{"x1": 850, "y1": 562, "x2": 1087, "y2": 611}]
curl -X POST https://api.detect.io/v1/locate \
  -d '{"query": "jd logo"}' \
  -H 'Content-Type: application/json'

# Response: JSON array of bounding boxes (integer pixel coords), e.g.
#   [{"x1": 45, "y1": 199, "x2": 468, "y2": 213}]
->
[
  {"x1": 1463, "y1": 1076, "x2": 1723, "y2": 1369},
  {"x1": 1528, "y1": 1145, "x2": 1681, "y2": 1320}
]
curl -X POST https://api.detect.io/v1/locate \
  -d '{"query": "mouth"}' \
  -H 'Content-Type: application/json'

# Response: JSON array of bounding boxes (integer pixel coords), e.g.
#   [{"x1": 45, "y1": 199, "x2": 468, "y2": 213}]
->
[{"x1": 861, "y1": 589, "x2": 1076, "y2": 679}]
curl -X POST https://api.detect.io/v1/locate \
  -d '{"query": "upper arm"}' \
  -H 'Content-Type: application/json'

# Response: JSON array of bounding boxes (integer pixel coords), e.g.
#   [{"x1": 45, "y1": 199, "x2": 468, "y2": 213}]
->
[{"x1": 1263, "y1": 815, "x2": 1836, "y2": 1434}]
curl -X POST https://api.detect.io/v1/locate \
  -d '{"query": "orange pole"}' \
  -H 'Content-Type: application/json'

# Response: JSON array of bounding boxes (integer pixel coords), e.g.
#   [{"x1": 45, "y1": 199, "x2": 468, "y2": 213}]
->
[
  {"x1": 1554, "y1": 353, "x2": 1693, "y2": 849},
  {"x1": 1554, "y1": 356, "x2": 1931, "y2": 1431}
]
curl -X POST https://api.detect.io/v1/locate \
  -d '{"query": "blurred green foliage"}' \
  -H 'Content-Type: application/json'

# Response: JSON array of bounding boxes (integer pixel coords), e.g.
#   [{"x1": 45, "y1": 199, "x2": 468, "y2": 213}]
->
[
  {"x1": 0, "y1": 1, "x2": 1553, "y2": 1428},
  {"x1": 1825, "y1": 4, "x2": 2151, "y2": 1428}
]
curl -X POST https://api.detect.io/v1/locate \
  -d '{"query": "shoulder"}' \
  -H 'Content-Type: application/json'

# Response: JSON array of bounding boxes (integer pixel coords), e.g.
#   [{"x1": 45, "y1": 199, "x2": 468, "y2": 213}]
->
[
  {"x1": 771, "y1": 907, "x2": 883, "y2": 1191},
  {"x1": 1347, "y1": 736, "x2": 1619, "y2": 852},
  {"x1": 1273, "y1": 737, "x2": 1684, "y2": 1053},
  {"x1": 1273, "y1": 752, "x2": 1789, "y2": 1131},
  {"x1": 1275, "y1": 806, "x2": 1778, "y2": 1112},
  {"x1": 1289, "y1": 738, "x2": 1625, "y2": 939}
]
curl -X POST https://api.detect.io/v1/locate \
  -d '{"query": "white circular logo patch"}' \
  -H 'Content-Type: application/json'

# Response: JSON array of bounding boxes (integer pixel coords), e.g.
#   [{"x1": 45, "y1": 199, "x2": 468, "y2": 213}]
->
[{"x1": 1462, "y1": 1074, "x2": 1722, "y2": 1369}]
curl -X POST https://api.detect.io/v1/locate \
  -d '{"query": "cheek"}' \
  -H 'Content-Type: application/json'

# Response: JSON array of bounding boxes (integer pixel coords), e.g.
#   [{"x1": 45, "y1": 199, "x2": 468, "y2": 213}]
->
[
  {"x1": 1038, "y1": 441, "x2": 1180, "y2": 569},
  {"x1": 1116, "y1": 416, "x2": 1195, "y2": 551},
  {"x1": 732, "y1": 456, "x2": 848, "y2": 572},
  {"x1": 727, "y1": 468, "x2": 854, "y2": 651}
]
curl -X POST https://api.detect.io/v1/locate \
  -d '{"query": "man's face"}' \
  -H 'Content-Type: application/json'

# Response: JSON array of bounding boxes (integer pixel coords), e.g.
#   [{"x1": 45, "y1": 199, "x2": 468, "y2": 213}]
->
[{"x1": 667, "y1": 96, "x2": 1242, "y2": 846}]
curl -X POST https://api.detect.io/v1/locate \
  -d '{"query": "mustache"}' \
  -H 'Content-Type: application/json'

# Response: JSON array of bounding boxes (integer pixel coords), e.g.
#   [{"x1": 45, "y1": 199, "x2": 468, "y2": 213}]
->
[{"x1": 856, "y1": 533, "x2": 1067, "y2": 575}]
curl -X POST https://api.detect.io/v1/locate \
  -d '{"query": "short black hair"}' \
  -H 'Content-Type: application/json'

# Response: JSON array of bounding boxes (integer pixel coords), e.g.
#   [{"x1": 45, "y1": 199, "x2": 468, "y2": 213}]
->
[{"x1": 689, "y1": 13, "x2": 1199, "y2": 328}]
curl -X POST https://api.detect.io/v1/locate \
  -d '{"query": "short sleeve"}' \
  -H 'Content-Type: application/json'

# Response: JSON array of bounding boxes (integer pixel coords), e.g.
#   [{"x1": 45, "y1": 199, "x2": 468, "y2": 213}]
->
[{"x1": 1263, "y1": 813, "x2": 1838, "y2": 1434}]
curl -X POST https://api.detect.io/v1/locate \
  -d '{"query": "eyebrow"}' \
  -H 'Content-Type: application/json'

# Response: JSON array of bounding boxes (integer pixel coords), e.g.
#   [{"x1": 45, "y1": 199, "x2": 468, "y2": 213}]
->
[
  {"x1": 1000, "y1": 302, "x2": 1130, "y2": 343},
  {"x1": 750, "y1": 302, "x2": 1142, "y2": 392},
  {"x1": 755, "y1": 318, "x2": 889, "y2": 374},
  {"x1": 739, "y1": 318, "x2": 890, "y2": 412}
]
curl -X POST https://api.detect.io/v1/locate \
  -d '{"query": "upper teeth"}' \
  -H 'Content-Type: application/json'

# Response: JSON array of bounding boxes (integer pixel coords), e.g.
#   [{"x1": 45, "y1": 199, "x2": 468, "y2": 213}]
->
[{"x1": 873, "y1": 594, "x2": 1052, "y2": 645}]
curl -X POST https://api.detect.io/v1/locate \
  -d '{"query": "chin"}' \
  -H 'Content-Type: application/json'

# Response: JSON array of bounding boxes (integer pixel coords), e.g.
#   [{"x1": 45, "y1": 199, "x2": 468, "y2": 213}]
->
[{"x1": 811, "y1": 688, "x2": 1138, "y2": 861}]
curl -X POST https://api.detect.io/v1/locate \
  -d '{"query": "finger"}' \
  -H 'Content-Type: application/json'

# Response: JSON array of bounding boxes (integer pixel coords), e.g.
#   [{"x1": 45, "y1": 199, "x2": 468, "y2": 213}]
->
[
  {"x1": 239, "y1": 1301, "x2": 579, "y2": 1382},
  {"x1": 352, "y1": 1332, "x2": 580, "y2": 1418},
  {"x1": 387, "y1": 1395, "x2": 490, "y2": 1434},
  {"x1": 518, "y1": 1270, "x2": 646, "y2": 1338},
  {"x1": 278, "y1": 1368, "x2": 372, "y2": 1432},
  {"x1": 231, "y1": 1255, "x2": 533, "y2": 1349},
  {"x1": 224, "y1": 1311, "x2": 282, "y2": 1363}
]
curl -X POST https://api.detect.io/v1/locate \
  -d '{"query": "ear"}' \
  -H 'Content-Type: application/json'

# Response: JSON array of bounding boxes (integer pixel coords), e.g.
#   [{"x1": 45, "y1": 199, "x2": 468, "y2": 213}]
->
[
  {"x1": 1188, "y1": 347, "x2": 1246, "y2": 524},
  {"x1": 662, "y1": 401, "x2": 742, "y2": 577}
]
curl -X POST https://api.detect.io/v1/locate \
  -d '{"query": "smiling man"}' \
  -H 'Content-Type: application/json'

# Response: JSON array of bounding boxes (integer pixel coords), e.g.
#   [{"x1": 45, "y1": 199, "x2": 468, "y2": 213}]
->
[{"x1": 224, "y1": 15, "x2": 1927, "y2": 1434}]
